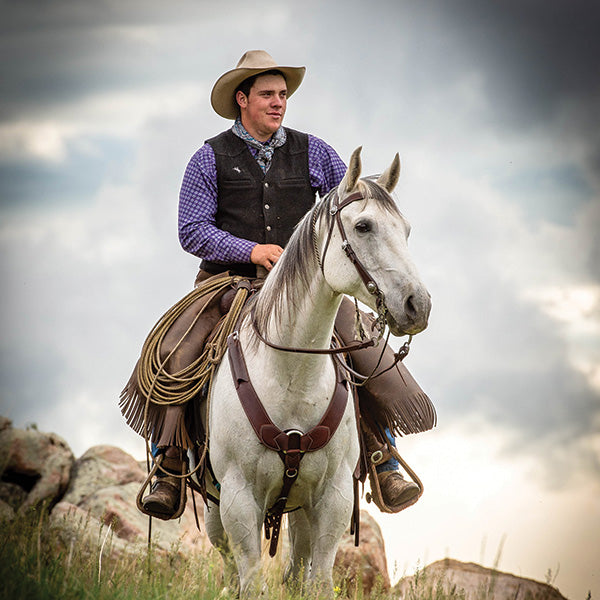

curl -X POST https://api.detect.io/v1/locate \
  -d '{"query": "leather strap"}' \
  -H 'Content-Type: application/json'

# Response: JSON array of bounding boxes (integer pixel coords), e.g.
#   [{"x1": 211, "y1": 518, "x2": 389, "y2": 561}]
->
[
  {"x1": 320, "y1": 190, "x2": 381, "y2": 295},
  {"x1": 251, "y1": 316, "x2": 375, "y2": 355},
  {"x1": 227, "y1": 330, "x2": 350, "y2": 555},
  {"x1": 333, "y1": 191, "x2": 381, "y2": 294},
  {"x1": 228, "y1": 331, "x2": 349, "y2": 453}
]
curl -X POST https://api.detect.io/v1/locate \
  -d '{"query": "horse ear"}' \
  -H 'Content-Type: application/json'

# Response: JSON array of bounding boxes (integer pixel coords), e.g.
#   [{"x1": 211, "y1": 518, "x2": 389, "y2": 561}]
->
[
  {"x1": 338, "y1": 146, "x2": 362, "y2": 196},
  {"x1": 376, "y1": 153, "x2": 401, "y2": 193}
]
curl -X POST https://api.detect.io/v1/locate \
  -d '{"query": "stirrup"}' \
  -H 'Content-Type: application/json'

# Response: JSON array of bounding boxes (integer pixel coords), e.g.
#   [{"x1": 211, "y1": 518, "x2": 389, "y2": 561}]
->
[
  {"x1": 365, "y1": 445, "x2": 423, "y2": 513},
  {"x1": 136, "y1": 454, "x2": 187, "y2": 520}
]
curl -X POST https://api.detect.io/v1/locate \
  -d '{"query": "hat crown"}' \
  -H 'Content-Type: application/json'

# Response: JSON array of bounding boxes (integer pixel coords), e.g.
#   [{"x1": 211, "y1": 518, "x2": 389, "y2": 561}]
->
[
  {"x1": 211, "y1": 50, "x2": 305, "y2": 120},
  {"x1": 235, "y1": 50, "x2": 278, "y2": 70}
]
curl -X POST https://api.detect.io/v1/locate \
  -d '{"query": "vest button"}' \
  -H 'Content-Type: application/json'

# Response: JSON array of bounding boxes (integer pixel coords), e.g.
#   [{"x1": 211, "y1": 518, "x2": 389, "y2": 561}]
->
[
  {"x1": 264, "y1": 204, "x2": 270, "y2": 210},
  {"x1": 264, "y1": 182, "x2": 269, "y2": 188},
  {"x1": 266, "y1": 225, "x2": 272, "y2": 231}
]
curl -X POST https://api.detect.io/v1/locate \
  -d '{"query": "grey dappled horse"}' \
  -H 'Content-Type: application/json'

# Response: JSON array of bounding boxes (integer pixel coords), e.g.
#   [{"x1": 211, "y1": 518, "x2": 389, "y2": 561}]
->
[{"x1": 203, "y1": 147, "x2": 431, "y2": 598}]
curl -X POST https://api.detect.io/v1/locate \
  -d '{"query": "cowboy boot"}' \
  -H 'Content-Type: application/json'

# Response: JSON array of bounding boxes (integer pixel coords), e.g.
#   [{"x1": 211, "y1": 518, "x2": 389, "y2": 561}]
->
[
  {"x1": 377, "y1": 470, "x2": 420, "y2": 507},
  {"x1": 142, "y1": 449, "x2": 185, "y2": 519},
  {"x1": 362, "y1": 425, "x2": 420, "y2": 510}
]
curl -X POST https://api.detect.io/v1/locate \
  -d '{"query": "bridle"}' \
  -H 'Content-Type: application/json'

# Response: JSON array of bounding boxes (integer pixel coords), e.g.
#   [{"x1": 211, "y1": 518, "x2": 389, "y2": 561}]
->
[
  {"x1": 317, "y1": 189, "x2": 389, "y2": 335},
  {"x1": 250, "y1": 187, "x2": 412, "y2": 380}
]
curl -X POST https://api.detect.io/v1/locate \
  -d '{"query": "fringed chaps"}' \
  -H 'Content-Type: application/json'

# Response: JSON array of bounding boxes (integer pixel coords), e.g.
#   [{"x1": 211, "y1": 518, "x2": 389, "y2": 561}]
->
[{"x1": 119, "y1": 272, "x2": 240, "y2": 449}]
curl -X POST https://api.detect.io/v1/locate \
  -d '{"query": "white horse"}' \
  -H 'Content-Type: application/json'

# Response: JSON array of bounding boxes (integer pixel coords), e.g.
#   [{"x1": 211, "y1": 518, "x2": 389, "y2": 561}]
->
[{"x1": 203, "y1": 147, "x2": 431, "y2": 597}]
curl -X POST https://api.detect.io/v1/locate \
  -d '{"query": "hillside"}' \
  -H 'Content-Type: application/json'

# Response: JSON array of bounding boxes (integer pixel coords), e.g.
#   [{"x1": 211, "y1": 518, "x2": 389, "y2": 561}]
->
[{"x1": 0, "y1": 416, "x2": 569, "y2": 599}]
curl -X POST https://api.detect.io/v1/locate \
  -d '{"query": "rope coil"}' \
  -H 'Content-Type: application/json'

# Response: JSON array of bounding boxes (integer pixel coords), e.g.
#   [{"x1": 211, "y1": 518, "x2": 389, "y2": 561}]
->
[
  {"x1": 119, "y1": 273, "x2": 253, "y2": 480},
  {"x1": 136, "y1": 274, "x2": 249, "y2": 409}
]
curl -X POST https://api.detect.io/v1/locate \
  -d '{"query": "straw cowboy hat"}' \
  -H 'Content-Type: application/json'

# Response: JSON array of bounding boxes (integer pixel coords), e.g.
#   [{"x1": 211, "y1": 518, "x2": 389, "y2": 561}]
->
[{"x1": 211, "y1": 50, "x2": 306, "y2": 119}]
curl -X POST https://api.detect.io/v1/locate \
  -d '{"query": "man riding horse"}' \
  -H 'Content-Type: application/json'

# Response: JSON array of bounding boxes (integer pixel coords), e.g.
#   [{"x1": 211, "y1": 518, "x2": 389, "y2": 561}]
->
[{"x1": 133, "y1": 50, "x2": 433, "y2": 519}]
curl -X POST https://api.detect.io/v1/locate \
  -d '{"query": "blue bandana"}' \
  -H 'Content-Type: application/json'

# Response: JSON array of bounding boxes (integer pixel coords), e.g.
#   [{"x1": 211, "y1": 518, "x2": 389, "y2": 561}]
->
[{"x1": 232, "y1": 117, "x2": 287, "y2": 173}]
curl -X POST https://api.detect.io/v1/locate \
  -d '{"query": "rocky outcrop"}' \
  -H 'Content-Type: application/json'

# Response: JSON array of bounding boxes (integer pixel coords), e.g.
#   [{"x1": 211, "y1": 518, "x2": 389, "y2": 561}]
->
[
  {"x1": 335, "y1": 510, "x2": 390, "y2": 595},
  {"x1": 395, "y1": 558, "x2": 569, "y2": 600},
  {"x1": 51, "y1": 444, "x2": 210, "y2": 556},
  {"x1": 0, "y1": 416, "x2": 75, "y2": 516}
]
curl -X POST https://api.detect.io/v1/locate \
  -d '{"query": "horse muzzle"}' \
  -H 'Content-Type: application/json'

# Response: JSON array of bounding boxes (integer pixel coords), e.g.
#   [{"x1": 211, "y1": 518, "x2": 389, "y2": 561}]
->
[{"x1": 387, "y1": 289, "x2": 431, "y2": 336}]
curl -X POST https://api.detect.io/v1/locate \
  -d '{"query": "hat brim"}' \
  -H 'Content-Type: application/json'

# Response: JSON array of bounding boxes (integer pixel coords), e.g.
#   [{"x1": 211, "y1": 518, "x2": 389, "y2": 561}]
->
[{"x1": 211, "y1": 65, "x2": 306, "y2": 120}]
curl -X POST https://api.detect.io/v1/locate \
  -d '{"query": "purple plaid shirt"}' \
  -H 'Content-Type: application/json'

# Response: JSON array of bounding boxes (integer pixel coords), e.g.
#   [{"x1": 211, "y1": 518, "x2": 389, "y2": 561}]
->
[{"x1": 178, "y1": 132, "x2": 347, "y2": 263}]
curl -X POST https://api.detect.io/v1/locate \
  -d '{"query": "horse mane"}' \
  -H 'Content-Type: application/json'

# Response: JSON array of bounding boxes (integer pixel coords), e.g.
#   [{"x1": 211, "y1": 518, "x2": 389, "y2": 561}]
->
[{"x1": 249, "y1": 178, "x2": 401, "y2": 338}]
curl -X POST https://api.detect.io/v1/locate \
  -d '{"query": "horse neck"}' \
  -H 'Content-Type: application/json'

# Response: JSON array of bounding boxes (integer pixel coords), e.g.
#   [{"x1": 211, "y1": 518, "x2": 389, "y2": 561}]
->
[
  {"x1": 273, "y1": 273, "x2": 340, "y2": 344},
  {"x1": 244, "y1": 266, "x2": 342, "y2": 376}
]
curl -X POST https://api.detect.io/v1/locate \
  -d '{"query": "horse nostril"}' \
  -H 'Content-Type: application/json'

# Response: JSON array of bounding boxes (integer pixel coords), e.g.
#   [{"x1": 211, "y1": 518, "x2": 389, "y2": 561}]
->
[{"x1": 404, "y1": 294, "x2": 418, "y2": 320}]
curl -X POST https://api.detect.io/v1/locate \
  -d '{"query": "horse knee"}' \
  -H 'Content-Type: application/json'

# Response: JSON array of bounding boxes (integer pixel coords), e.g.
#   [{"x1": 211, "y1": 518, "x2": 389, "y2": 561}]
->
[{"x1": 204, "y1": 504, "x2": 227, "y2": 548}]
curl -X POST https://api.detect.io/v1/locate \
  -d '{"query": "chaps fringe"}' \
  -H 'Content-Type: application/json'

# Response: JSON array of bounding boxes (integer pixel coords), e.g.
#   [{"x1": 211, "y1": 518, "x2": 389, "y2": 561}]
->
[{"x1": 356, "y1": 358, "x2": 437, "y2": 438}]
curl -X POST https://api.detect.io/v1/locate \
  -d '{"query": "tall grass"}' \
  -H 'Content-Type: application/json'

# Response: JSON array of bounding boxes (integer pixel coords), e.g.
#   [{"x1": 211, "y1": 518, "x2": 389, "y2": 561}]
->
[
  {"x1": 0, "y1": 505, "x2": 227, "y2": 600},
  {"x1": 0, "y1": 506, "x2": 499, "y2": 600}
]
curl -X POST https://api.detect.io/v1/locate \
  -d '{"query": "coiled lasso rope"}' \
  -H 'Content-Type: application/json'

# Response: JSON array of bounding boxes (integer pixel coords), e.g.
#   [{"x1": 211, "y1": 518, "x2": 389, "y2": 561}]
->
[{"x1": 134, "y1": 273, "x2": 252, "y2": 477}]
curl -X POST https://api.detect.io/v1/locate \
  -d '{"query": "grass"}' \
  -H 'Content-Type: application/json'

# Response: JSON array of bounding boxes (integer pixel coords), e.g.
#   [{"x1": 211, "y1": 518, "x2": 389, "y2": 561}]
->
[
  {"x1": 0, "y1": 505, "x2": 227, "y2": 600},
  {"x1": 0, "y1": 505, "x2": 557, "y2": 600},
  {"x1": 0, "y1": 504, "x2": 406, "y2": 599}
]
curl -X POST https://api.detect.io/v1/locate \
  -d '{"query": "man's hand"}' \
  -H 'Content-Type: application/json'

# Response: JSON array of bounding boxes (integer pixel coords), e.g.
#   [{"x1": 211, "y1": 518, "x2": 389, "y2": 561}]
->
[{"x1": 250, "y1": 243, "x2": 284, "y2": 271}]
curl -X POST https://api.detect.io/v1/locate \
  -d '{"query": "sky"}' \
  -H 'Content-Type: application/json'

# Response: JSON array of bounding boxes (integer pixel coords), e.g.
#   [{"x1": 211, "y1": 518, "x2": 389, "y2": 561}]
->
[{"x1": 1, "y1": 0, "x2": 599, "y2": 598}]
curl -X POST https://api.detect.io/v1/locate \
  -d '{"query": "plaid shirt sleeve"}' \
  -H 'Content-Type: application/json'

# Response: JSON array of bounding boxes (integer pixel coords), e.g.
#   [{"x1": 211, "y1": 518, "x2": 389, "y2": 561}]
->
[
  {"x1": 178, "y1": 144, "x2": 256, "y2": 262},
  {"x1": 307, "y1": 134, "x2": 347, "y2": 196}
]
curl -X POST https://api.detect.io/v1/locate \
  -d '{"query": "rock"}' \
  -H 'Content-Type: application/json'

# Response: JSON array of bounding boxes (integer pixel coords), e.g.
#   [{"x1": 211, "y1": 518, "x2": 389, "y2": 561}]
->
[
  {"x1": 0, "y1": 480, "x2": 28, "y2": 511},
  {"x1": 0, "y1": 498, "x2": 15, "y2": 521},
  {"x1": 51, "y1": 444, "x2": 210, "y2": 557},
  {"x1": 395, "y1": 558, "x2": 568, "y2": 600},
  {"x1": 334, "y1": 510, "x2": 390, "y2": 595},
  {"x1": 0, "y1": 419, "x2": 75, "y2": 511},
  {"x1": 62, "y1": 445, "x2": 146, "y2": 506}
]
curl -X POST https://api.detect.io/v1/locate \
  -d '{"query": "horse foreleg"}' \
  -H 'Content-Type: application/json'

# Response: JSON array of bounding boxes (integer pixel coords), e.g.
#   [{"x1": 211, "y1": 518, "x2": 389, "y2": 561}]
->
[
  {"x1": 304, "y1": 484, "x2": 354, "y2": 597},
  {"x1": 285, "y1": 510, "x2": 312, "y2": 585},
  {"x1": 219, "y1": 481, "x2": 264, "y2": 599},
  {"x1": 204, "y1": 501, "x2": 238, "y2": 593}
]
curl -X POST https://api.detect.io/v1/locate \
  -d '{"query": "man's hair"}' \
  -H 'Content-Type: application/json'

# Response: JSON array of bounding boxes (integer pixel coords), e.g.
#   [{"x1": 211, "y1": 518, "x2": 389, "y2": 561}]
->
[{"x1": 235, "y1": 69, "x2": 287, "y2": 99}]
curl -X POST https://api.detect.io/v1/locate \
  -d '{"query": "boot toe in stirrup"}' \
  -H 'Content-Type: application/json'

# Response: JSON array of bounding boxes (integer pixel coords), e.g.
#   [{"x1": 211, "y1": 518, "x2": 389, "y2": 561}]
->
[
  {"x1": 142, "y1": 477, "x2": 181, "y2": 518},
  {"x1": 378, "y1": 471, "x2": 420, "y2": 509}
]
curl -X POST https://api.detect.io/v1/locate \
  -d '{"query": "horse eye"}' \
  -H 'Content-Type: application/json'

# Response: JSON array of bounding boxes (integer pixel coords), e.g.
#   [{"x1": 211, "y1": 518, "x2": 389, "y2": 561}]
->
[{"x1": 355, "y1": 220, "x2": 371, "y2": 233}]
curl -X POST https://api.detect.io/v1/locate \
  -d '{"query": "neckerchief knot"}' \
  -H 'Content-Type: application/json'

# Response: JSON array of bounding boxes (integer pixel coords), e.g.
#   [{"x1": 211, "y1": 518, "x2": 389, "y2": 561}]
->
[{"x1": 232, "y1": 117, "x2": 286, "y2": 173}]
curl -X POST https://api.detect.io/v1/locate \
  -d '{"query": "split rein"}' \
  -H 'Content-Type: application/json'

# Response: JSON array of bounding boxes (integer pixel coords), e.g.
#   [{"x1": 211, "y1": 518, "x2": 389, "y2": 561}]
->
[{"x1": 251, "y1": 189, "x2": 413, "y2": 385}]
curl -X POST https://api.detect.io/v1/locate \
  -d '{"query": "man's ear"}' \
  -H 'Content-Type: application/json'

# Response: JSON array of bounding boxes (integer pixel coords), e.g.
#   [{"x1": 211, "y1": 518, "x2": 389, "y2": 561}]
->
[{"x1": 236, "y1": 90, "x2": 247, "y2": 109}]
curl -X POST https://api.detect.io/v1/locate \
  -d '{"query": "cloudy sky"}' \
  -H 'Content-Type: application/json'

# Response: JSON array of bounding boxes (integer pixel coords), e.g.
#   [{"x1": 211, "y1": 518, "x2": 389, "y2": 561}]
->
[{"x1": 1, "y1": 1, "x2": 599, "y2": 597}]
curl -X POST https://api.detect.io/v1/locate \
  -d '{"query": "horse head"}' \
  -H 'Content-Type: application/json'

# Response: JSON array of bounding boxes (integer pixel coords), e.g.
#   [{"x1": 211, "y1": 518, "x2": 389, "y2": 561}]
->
[{"x1": 322, "y1": 147, "x2": 431, "y2": 336}]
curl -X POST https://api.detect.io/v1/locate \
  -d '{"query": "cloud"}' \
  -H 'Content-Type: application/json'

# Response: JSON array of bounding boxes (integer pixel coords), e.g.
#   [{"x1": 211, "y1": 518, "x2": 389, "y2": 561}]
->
[
  {"x1": 0, "y1": 0, "x2": 598, "y2": 491},
  {"x1": 1, "y1": 5, "x2": 599, "y2": 596}
]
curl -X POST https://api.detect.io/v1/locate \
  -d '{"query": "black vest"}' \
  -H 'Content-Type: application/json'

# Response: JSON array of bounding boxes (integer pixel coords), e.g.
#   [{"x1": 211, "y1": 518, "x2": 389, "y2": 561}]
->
[{"x1": 202, "y1": 128, "x2": 316, "y2": 276}]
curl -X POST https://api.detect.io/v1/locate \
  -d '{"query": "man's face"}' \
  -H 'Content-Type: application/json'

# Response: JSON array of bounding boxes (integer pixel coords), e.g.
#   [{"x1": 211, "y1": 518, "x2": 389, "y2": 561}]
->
[{"x1": 237, "y1": 73, "x2": 287, "y2": 142}]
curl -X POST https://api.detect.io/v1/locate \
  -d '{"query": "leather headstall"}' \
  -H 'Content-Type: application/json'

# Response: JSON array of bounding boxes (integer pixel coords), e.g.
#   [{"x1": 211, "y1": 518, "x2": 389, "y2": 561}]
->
[{"x1": 321, "y1": 190, "x2": 383, "y2": 297}]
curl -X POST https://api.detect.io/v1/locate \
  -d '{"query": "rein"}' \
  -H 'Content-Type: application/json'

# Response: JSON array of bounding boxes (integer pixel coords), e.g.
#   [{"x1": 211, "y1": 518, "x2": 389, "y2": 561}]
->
[{"x1": 250, "y1": 314, "x2": 375, "y2": 355}]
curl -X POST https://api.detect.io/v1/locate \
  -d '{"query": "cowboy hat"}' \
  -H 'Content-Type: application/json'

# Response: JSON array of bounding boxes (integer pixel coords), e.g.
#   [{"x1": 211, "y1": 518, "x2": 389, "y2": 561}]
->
[{"x1": 210, "y1": 50, "x2": 306, "y2": 119}]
